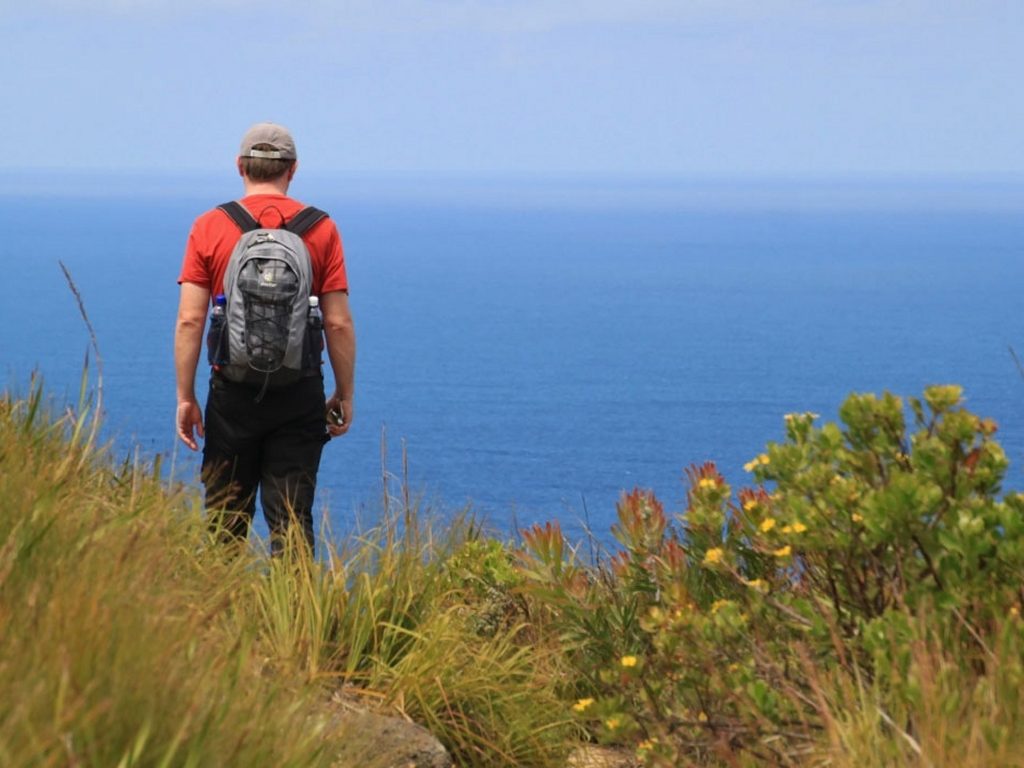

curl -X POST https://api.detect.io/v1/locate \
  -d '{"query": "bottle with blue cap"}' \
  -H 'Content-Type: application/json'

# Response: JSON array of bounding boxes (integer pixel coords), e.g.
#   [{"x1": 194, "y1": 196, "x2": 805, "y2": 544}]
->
[{"x1": 207, "y1": 293, "x2": 227, "y2": 366}]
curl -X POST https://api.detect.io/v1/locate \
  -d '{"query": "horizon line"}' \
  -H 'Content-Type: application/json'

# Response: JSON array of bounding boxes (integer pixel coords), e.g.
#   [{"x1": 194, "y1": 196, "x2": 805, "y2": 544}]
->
[
  {"x1": 5, "y1": 166, "x2": 1024, "y2": 182},
  {"x1": 4, "y1": 169, "x2": 1024, "y2": 213}
]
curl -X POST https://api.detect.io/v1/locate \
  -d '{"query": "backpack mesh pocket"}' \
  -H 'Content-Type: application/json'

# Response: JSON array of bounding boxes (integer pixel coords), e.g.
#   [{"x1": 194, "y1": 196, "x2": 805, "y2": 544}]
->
[{"x1": 238, "y1": 259, "x2": 299, "y2": 373}]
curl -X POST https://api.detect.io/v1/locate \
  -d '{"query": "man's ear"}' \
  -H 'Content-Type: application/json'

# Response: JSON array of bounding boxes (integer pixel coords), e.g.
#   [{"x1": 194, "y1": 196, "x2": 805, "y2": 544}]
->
[
  {"x1": 237, "y1": 158, "x2": 245, "y2": 178},
  {"x1": 288, "y1": 161, "x2": 299, "y2": 181}
]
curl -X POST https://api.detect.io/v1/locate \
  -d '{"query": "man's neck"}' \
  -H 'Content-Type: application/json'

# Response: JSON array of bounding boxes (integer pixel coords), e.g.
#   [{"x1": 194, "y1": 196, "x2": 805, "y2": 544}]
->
[{"x1": 242, "y1": 179, "x2": 290, "y2": 197}]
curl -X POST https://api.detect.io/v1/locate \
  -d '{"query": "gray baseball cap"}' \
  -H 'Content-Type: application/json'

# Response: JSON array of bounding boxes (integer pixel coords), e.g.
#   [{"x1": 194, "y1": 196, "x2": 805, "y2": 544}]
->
[{"x1": 239, "y1": 122, "x2": 297, "y2": 160}]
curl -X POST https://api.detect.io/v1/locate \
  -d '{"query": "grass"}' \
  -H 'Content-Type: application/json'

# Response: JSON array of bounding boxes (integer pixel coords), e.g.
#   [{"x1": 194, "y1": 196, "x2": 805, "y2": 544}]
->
[
  {"x1": 3, "y1": 375, "x2": 1023, "y2": 767},
  {"x1": 0, "y1": 379, "x2": 347, "y2": 767},
  {"x1": 0, "y1": 377, "x2": 573, "y2": 768},
  {"x1": 810, "y1": 613, "x2": 1024, "y2": 768}
]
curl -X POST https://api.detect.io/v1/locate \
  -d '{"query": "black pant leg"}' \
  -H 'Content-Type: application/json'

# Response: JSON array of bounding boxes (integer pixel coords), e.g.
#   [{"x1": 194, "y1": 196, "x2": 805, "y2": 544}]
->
[
  {"x1": 202, "y1": 377, "x2": 263, "y2": 544},
  {"x1": 259, "y1": 377, "x2": 327, "y2": 555}
]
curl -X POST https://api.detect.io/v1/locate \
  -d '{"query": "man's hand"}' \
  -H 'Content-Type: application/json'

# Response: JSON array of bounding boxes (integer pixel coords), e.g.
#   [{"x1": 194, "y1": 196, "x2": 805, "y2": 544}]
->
[
  {"x1": 174, "y1": 282, "x2": 210, "y2": 452},
  {"x1": 325, "y1": 394, "x2": 353, "y2": 438},
  {"x1": 177, "y1": 399, "x2": 205, "y2": 451}
]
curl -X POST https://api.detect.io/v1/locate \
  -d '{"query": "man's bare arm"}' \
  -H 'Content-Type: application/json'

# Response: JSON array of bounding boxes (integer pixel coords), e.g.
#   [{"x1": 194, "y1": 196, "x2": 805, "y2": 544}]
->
[
  {"x1": 321, "y1": 290, "x2": 356, "y2": 437},
  {"x1": 175, "y1": 282, "x2": 210, "y2": 450}
]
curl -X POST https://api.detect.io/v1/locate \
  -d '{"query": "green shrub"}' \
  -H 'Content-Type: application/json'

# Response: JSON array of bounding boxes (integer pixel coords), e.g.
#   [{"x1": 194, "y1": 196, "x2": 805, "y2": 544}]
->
[{"x1": 517, "y1": 386, "x2": 1024, "y2": 766}]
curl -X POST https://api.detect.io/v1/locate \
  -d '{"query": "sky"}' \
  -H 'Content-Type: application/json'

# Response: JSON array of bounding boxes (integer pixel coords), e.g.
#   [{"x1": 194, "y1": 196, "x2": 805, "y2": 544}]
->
[{"x1": 2, "y1": 1, "x2": 1022, "y2": 177}]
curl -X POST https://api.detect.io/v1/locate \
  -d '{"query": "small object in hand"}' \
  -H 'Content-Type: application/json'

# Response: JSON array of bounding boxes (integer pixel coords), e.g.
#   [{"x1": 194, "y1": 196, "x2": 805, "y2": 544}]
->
[{"x1": 328, "y1": 408, "x2": 344, "y2": 426}]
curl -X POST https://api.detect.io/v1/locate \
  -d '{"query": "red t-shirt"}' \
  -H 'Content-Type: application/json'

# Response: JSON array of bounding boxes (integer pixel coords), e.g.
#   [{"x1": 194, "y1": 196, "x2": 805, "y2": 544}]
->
[{"x1": 177, "y1": 194, "x2": 348, "y2": 297}]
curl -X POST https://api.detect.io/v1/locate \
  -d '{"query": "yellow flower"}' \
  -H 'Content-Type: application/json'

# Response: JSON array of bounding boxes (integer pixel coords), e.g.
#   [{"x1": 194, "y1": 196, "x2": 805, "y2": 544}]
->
[
  {"x1": 851, "y1": 513, "x2": 864, "y2": 523},
  {"x1": 781, "y1": 521, "x2": 807, "y2": 535},
  {"x1": 711, "y1": 599, "x2": 731, "y2": 614},
  {"x1": 620, "y1": 655, "x2": 638, "y2": 668},
  {"x1": 759, "y1": 517, "x2": 777, "y2": 533},
  {"x1": 743, "y1": 453, "x2": 770, "y2": 472},
  {"x1": 744, "y1": 578, "x2": 768, "y2": 592},
  {"x1": 702, "y1": 547, "x2": 725, "y2": 566},
  {"x1": 743, "y1": 498, "x2": 759, "y2": 512},
  {"x1": 772, "y1": 545, "x2": 792, "y2": 558},
  {"x1": 573, "y1": 698, "x2": 594, "y2": 713},
  {"x1": 605, "y1": 716, "x2": 622, "y2": 730},
  {"x1": 637, "y1": 739, "x2": 656, "y2": 754},
  {"x1": 698, "y1": 711, "x2": 708, "y2": 722},
  {"x1": 698, "y1": 477, "x2": 719, "y2": 490},
  {"x1": 785, "y1": 411, "x2": 818, "y2": 422}
]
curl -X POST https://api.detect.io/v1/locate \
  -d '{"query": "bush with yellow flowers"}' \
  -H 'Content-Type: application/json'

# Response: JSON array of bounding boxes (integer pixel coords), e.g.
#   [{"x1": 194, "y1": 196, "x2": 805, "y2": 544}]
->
[{"x1": 517, "y1": 386, "x2": 1024, "y2": 765}]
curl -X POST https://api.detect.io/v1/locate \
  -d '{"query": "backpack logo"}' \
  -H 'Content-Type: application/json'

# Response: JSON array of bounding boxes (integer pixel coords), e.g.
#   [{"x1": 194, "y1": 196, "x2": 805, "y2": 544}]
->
[{"x1": 207, "y1": 202, "x2": 329, "y2": 395}]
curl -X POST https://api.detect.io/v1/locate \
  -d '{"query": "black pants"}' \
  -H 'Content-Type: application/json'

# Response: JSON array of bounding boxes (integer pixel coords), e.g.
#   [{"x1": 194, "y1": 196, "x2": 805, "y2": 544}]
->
[{"x1": 202, "y1": 373, "x2": 328, "y2": 555}]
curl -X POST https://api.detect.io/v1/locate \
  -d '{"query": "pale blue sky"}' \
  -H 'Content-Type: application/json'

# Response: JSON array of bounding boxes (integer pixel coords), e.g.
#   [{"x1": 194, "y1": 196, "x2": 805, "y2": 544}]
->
[{"x1": 2, "y1": 1, "x2": 1022, "y2": 176}]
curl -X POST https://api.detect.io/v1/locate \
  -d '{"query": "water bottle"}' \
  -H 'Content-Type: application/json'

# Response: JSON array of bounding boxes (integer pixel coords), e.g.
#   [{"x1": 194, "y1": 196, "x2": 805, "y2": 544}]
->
[
  {"x1": 305, "y1": 295, "x2": 324, "y2": 369},
  {"x1": 207, "y1": 293, "x2": 227, "y2": 366}
]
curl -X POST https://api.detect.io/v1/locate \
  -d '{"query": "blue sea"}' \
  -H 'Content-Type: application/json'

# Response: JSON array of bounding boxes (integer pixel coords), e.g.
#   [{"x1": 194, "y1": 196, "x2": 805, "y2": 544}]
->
[{"x1": 2, "y1": 173, "x2": 1023, "y2": 545}]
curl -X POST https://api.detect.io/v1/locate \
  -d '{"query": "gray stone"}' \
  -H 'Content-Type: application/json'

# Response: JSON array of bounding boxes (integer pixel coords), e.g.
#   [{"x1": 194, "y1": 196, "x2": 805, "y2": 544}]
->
[
  {"x1": 325, "y1": 689, "x2": 452, "y2": 768},
  {"x1": 566, "y1": 745, "x2": 639, "y2": 768}
]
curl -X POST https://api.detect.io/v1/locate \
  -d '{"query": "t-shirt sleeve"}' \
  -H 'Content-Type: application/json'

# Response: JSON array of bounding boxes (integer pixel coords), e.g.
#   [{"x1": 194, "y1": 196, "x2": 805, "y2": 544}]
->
[
  {"x1": 317, "y1": 222, "x2": 349, "y2": 294},
  {"x1": 177, "y1": 221, "x2": 211, "y2": 288}
]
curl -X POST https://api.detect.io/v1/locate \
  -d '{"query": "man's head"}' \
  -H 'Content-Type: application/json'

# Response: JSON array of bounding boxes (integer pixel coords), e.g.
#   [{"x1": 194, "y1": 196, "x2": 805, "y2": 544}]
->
[{"x1": 238, "y1": 122, "x2": 297, "y2": 183}]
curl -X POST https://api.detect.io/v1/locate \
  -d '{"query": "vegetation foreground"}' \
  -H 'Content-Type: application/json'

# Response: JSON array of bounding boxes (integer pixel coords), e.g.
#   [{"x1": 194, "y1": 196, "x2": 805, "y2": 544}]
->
[{"x1": 2, "y1": 380, "x2": 1024, "y2": 767}]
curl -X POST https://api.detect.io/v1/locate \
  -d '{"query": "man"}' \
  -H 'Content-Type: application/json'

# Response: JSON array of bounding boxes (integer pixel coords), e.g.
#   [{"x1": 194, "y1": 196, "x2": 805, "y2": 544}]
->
[{"x1": 174, "y1": 122, "x2": 355, "y2": 554}]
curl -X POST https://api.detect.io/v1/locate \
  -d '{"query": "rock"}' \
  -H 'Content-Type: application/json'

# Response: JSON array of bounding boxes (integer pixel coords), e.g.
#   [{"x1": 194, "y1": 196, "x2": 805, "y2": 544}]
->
[
  {"x1": 324, "y1": 689, "x2": 452, "y2": 768},
  {"x1": 566, "y1": 744, "x2": 639, "y2": 768}
]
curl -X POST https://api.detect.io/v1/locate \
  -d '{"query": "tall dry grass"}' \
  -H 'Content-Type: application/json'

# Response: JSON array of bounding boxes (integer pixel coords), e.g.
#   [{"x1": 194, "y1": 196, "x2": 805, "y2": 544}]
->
[
  {"x1": 0, "y1": 378, "x2": 574, "y2": 767},
  {"x1": 809, "y1": 612, "x2": 1024, "y2": 768},
  {"x1": 242, "y1": 496, "x2": 576, "y2": 766},
  {"x1": 0, "y1": 379, "x2": 352, "y2": 767}
]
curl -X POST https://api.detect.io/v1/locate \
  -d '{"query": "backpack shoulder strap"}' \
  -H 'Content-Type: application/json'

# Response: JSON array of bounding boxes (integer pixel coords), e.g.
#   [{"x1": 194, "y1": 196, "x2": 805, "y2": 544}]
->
[
  {"x1": 217, "y1": 201, "x2": 260, "y2": 233},
  {"x1": 284, "y1": 206, "x2": 329, "y2": 238}
]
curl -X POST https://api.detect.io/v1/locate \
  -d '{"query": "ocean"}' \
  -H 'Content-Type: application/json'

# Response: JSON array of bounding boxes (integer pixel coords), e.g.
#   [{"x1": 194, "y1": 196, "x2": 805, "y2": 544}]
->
[{"x1": 3, "y1": 174, "x2": 1022, "y2": 546}]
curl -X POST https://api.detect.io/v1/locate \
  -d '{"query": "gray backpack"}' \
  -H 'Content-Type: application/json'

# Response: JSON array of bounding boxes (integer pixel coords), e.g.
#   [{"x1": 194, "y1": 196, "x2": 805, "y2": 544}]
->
[{"x1": 210, "y1": 201, "x2": 328, "y2": 394}]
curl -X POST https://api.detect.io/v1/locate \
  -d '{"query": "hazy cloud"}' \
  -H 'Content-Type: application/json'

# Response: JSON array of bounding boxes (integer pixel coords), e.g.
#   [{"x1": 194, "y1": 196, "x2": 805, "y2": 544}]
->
[
  {"x1": 2, "y1": 0, "x2": 1020, "y2": 174},
  {"x1": 2, "y1": 0, "x2": 1000, "y2": 39},
  {"x1": 0, "y1": 0, "x2": 949, "y2": 29}
]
